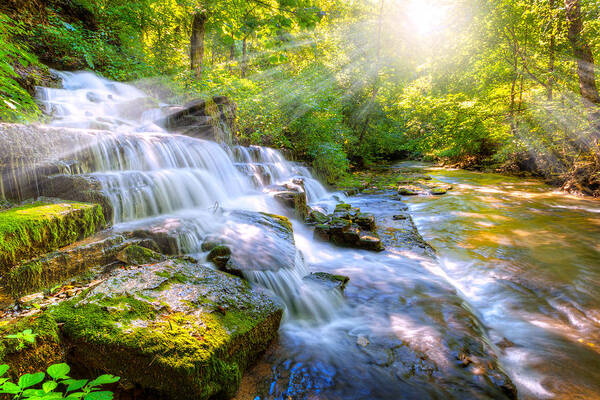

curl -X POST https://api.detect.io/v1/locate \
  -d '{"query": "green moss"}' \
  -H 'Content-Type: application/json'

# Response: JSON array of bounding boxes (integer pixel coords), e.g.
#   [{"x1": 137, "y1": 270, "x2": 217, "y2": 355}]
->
[
  {"x1": 117, "y1": 245, "x2": 164, "y2": 265},
  {"x1": 0, "y1": 313, "x2": 64, "y2": 380},
  {"x1": 0, "y1": 201, "x2": 105, "y2": 271},
  {"x1": 47, "y1": 260, "x2": 282, "y2": 400},
  {"x1": 259, "y1": 212, "x2": 293, "y2": 233}
]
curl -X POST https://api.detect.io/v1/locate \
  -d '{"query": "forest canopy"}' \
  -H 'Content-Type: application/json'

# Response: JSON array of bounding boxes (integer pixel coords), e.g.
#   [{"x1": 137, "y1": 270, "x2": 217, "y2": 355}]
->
[{"x1": 1, "y1": 0, "x2": 600, "y2": 192}]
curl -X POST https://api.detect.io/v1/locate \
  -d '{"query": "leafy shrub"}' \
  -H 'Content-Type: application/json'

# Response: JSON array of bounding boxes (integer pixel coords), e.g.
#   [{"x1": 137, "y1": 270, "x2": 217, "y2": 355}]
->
[
  {"x1": 0, "y1": 363, "x2": 119, "y2": 400},
  {"x1": 0, "y1": 13, "x2": 40, "y2": 122}
]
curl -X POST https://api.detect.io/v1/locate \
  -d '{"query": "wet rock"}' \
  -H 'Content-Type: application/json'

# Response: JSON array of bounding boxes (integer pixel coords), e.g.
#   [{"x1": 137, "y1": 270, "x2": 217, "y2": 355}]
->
[
  {"x1": 200, "y1": 235, "x2": 226, "y2": 252},
  {"x1": 51, "y1": 259, "x2": 283, "y2": 400},
  {"x1": 307, "y1": 210, "x2": 329, "y2": 225},
  {"x1": 0, "y1": 201, "x2": 106, "y2": 272},
  {"x1": 357, "y1": 233, "x2": 384, "y2": 251},
  {"x1": 155, "y1": 97, "x2": 237, "y2": 144},
  {"x1": 314, "y1": 224, "x2": 331, "y2": 242},
  {"x1": 207, "y1": 245, "x2": 232, "y2": 269},
  {"x1": 430, "y1": 187, "x2": 448, "y2": 195},
  {"x1": 273, "y1": 190, "x2": 309, "y2": 220},
  {"x1": 41, "y1": 174, "x2": 114, "y2": 222},
  {"x1": 355, "y1": 213, "x2": 376, "y2": 231},
  {"x1": 211, "y1": 211, "x2": 297, "y2": 276},
  {"x1": 0, "y1": 124, "x2": 102, "y2": 202},
  {"x1": 393, "y1": 214, "x2": 408, "y2": 220},
  {"x1": 398, "y1": 186, "x2": 419, "y2": 196},
  {"x1": 3, "y1": 233, "x2": 155, "y2": 298},
  {"x1": 117, "y1": 245, "x2": 165, "y2": 266},
  {"x1": 303, "y1": 272, "x2": 349, "y2": 293}
]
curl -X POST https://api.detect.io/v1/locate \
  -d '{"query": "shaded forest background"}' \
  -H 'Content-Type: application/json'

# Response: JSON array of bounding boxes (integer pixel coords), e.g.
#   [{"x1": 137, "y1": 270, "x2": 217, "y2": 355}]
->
[{"x1": 1, "y1": 0, "x2": 600, "y2": 195}]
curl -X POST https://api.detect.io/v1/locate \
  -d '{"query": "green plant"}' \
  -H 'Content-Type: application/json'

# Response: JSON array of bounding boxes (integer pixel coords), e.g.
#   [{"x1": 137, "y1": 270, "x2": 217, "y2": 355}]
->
[
  {"x1": 0, "y1": 363, "x2": 119, "y2": 400},
  {"x1": 4, "y1": 330, "x2": 37, "y2": 351}
]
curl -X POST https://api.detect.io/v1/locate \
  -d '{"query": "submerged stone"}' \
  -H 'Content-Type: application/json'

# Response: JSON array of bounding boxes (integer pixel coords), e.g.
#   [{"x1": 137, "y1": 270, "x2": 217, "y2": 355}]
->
[
  {"x1": 0, "y1": 201, "x2": 105, "y2": 271},
  {"x1": 51, "y1": 259, "x2": 283, "y2": 400},
  {"x1": 303, "y1": 272, "x2": 349, "y2": 293}
]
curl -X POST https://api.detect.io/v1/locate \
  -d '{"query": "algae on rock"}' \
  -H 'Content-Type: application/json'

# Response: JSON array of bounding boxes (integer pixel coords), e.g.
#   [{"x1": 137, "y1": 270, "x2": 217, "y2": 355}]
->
[
  {"x1": 0, "y1": 201, "x2": 106, "y2": 271},
  {"x1": 50, "y1": 259, "x2": 283, "y2": 400}
]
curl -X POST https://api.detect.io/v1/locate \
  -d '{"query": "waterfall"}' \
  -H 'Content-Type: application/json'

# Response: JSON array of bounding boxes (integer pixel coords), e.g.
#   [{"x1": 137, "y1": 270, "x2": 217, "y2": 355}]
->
[{"x1": 36, "y1": 71, "x2": 336, "y2": 321}]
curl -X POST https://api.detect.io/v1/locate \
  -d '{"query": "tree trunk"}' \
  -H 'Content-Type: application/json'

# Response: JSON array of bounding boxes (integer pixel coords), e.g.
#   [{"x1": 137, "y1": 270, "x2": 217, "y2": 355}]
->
[
  {"x1": 228, "y1": 38, "x2": 235, "y2": 72},
  {"x1": 548, "y1": 0, "x2": 556, "y2": 101},
  {"x1": 241, "y1": 37, "x2": 248, "y2": 77},
  {"x1": 565, "y1": 0, "x2": 600, "y2": 106},
  {"x1": 190, "y1": 10, "x2": 208, "y2": 78}
]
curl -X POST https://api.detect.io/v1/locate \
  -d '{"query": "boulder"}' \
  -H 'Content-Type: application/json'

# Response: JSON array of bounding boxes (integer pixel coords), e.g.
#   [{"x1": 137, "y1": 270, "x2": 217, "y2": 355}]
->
[
  {"x1": 398, "y1": 186, "x2": 419, "y2": 196},
  {"x1": 355, "y1": 213, "x2": 376, "y2": 231},
  {"x1": 307, "y1": 210, "x2": 329, "y2": 225},
  {"x1": 51, "y1": 259, "x2": 283, "y2": 400},
  {"x1": 0, "y1": 201, "x2": 105, "y2": 272},
  {"x1": 207, "y1": 245, "x2": 232, "y2": 270},
  {"x1": 155, "y1": 97, "x2": 237, "y2": 144},
  {"x1": 41, "y1": 174, "x2": 113, "y2": 222},
  {"x1": 4, "y1": 232, "x2": 128, "y2": 298},
  {"x1": 272, "y1": 188, "x2": 309, "y2": 220},
  {"x1": 210, "y1": 211, "x2": 297, "y2": 277},
  {"x1": 430, "y1": 187, "x2": 448, "y2": 195}
]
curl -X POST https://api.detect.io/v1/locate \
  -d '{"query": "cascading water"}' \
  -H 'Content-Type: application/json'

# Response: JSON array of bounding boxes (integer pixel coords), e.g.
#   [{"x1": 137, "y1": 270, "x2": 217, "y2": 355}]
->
[
  {"x1": 37, "y1": 71, "x2": 339, "y2": 324},
  {"x1": 33, "y1": 71, "x2": 589, "y2": 400}
]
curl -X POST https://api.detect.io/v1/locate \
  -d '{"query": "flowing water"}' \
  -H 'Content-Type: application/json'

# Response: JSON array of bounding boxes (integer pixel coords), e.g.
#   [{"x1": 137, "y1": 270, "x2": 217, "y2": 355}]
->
[{"x1": 30, "y1": 73, "x2": 600, "y2": 399}]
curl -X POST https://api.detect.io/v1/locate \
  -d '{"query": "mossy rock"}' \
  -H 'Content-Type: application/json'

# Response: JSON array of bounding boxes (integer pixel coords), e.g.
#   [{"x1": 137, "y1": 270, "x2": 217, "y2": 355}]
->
[
  {"x1": 397, "y1": 187, "x2": 419, "y2": 196},
  {"x1": 430, "y1": 187, "x2": 448, "y2": 195},
  {"x1": 4, "y1": 233, "x2": 128, "y2": 299},
  {"x1": 307, "y1": 210, "x2": 329, "y2": 225},
  {"x1": 117, "y1": 244, "x2": 165, "y2": 266},
  {"x1": 207, "y1": 245, "x2": 231, "y2": 269},
  {"x1": 0, "y1": 201, "x2": 106, "y2": 271},
  {"x1": 50, "y1": 259, "x2": 283, "y2": 400},
  {"x1": 0, "y1": 313, "x2": 65, "y2": 381}
]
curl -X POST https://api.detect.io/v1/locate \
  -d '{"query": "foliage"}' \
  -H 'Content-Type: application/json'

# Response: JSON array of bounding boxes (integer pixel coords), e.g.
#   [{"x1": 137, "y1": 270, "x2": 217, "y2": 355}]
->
[
  {"x1": 4, "y1": 330, "x2": 37, "y2": 351},
  {"x1": 0, "y1": 13, "x2": 40, "y2": 122},
  {"x1": 0, "y1": 363, "x2": 119, "y2": 400}
]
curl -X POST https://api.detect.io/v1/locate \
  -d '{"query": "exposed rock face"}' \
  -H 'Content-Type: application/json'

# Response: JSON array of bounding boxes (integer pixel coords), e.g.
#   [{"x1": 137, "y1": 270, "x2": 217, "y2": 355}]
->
[
  {"x1": 0, "y1": 201, "x2": 105, "y2": 272},
  {"x1": 267, "y1": 179, "x2": 309, "y2": 220},
  {"x1": 51, "y1": 259, "x2": 283, "y2": 400},
  {"x1": 155, "y1": 97, "x2": 237, "y2": 144},
  {"x1": 0, "y1": 124, "x2": 101, "y2": 202},
  {"x1": 4, "y1": 232, "x2": 126, "y2": 298},
  {"x1": 41, "y1": 174, "x2": 113, "y2": 222}
]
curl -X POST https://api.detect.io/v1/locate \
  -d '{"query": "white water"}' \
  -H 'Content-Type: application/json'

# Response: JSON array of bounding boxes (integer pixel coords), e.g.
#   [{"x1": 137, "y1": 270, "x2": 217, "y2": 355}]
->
[
  {"x1": 37, "y1": 71, "x2": 339, "y2": 323},
  {"x1": 35, "y1": 72, "x2": 525, "y2": 400}
]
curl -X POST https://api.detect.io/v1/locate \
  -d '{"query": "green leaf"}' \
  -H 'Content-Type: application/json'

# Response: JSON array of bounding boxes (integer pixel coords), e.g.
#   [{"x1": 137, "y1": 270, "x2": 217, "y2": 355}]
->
[
  {"x1": 65, "y1": 392, "x2": 85, "y2": 399},
  {"x1": 0, "y1": 365, "x2": 9, "y2": 376},
  {"x1": 43, "y1": 381, "x2": 58, "y2": 393},
  {"x1": 87, "y1": 375, "x2": 119, "y2": 388},
  {"x1": 1, "y1": 381, "x2": 21, "y2": 394},
  {"x1": 19, "y1": 372, "x2": 45, "y2": 388},
  {"x1": 63, "y1": 379, "x2": 88, "y2": 392},
  {"x1": 47, "y1": 364, "x2": 70, "y2": 380},
  {"x1": 84, "y1": 391, "x2": 114, "y2": 400}
]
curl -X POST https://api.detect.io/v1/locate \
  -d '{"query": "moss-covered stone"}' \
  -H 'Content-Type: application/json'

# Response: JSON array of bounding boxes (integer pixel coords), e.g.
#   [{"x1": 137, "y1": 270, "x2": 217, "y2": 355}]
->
[
  {"x1": 0, "y1": 313, "x2": 65, "y2": 381},
  {"x1": 117, "y1": 244, "x2": 165, "y2": 266},
  {"x1": 0, "y1": 201, "x2": 106, "y2": 271},
  {"x1": 430, "y1": 187, "x2": 448, "y2": 195},
  {"x1": 50, "y1": 259, "x2": 283, "y2": 400},
  {"x1": 398, "y1": 186, "x2": 419, "y2": 196},
  {"x1": 207, "y1": 245, "x2": 231, "y2": 269}
]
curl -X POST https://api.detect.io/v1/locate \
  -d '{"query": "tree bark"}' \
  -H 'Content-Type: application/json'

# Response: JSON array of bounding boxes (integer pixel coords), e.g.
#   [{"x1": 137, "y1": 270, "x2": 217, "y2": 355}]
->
[
  {"x1": 228, "y1": 38, "x2": 235, "y2": 72},
  {"x1": 548, "y1": 0, "x2": 556, "y2": 101},
  {"x1": 565, "y1": 0, "x2": 600, "y2": 106},
  {"x1": 241, "y1": 37, "x2": 248, "y2": 77},
  {"x1": 190, "y1": 10, "x2": 208, "y2": 78}
]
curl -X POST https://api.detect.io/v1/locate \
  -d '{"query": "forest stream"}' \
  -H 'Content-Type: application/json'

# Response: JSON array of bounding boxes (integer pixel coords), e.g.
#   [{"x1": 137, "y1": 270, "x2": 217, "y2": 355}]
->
[{"x1": 1, "y1": 72, "x2": 600, "y2": 400}]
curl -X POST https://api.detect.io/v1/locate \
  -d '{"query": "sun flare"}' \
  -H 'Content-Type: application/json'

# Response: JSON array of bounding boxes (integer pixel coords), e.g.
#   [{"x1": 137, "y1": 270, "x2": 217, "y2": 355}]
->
[{"x1": 406, "y1": 0, "x2": 447, "y2": 36}]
